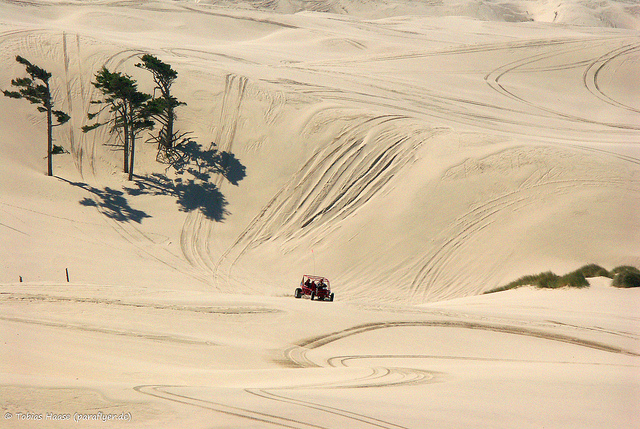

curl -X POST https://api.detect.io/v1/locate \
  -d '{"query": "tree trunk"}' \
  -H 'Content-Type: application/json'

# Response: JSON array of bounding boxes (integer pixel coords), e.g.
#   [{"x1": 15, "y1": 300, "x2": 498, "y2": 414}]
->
[
  {"x1": 46, "y1": 82, "x2": 53, "y2": 176},
  {"x1": 161, "y1": 82, "x2": 173, "y2": 150},
  {"x1": 47, "y1": 105, "x2": 53, "y2": 176},
  {"x1": 128, "y1": 129, "x2": 135, "y2": 181},
  {"x1": 122, "y1": 105, "x2": 129, "y2": 174},
  {"x1": 166, "y1": 107, "x2": 174, "y2": 149}
]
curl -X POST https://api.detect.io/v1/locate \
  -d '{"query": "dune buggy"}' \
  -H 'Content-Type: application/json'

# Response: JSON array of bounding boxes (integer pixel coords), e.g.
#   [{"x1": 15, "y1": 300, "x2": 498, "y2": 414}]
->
[{"x1": 295, "y1": 274, "x2": 334, "y2": 301}]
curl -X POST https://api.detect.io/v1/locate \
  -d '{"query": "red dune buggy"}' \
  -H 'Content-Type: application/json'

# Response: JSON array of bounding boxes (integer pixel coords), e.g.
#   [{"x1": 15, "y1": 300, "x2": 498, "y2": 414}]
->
[{"x1": 295, "y1": 274, "x2": 334, "y2": 301}]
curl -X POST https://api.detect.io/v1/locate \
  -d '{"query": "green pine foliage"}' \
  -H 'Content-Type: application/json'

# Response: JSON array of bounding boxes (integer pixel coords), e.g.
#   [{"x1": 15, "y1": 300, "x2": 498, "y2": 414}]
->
[
  {"x1": 3, "y1": 56, "x2": 70, "y2": 176},
  {"x1": 83, "y1": 67, "x2": 155, "y2": 180},
  {"x1": 136, "y1": 54, "x2": 187, "y2": 162}
]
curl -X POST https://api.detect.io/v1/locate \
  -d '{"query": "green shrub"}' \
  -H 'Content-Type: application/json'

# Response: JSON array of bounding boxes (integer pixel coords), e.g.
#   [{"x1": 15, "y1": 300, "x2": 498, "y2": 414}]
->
[
  {"x1": 557, "y1": 270, "x2": 589, "y2": 288},
  {"x1": 576, "y1": 264, "x2": 611, "y2": 278},
  {"x1": 611, "y1": 266, "x2": 640, "y2": 276},
  {"x1": 484, "y1": 284, "x2": 518, "y2": 294},
  {"x1": 485, "y1": 264, "x2": 640, "y2": 294},
  {"x1": 485, "y1": 271, "x2": 559, "y2": 293},
  {"x1": 536, "y1": 271, "x2": 561, "y2": 288},
  {"x1": 612, "y1": 271, "x2": 640, "y2": 288}
]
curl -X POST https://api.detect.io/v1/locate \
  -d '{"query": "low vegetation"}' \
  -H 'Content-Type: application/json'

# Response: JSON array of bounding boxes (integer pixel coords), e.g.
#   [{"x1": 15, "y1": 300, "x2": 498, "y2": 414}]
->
[
  {"x1": 611, "y1": 266, "x2": 640, "y2": 288},
  {"x1": 485, "y1": 264, "x2": 639, "y2": 294},
  {"x1": 575, "y1": 263, "x2": 610, "y2": 278}
]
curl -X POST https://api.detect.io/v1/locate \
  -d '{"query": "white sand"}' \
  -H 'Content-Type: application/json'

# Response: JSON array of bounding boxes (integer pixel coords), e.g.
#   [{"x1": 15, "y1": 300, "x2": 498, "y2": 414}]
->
[{"x1": 1, "y1": 0, "x2": 639, "y2": 427}]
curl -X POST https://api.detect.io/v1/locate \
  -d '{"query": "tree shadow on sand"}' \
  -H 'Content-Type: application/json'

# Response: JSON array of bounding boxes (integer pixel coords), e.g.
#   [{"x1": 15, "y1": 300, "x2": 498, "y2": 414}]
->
[
  {"x1": 60, "y1": 179, "x2": 152, "y2": 223},
  {"x1": 127, "y1": 173, "x2": 228, "y2": 221},
  {"x1": 169, "y1": 140, "x2": 246, "y2": 186},
  {"x1": 125, "y1": 141, "x2": 246, "y2": 222}
]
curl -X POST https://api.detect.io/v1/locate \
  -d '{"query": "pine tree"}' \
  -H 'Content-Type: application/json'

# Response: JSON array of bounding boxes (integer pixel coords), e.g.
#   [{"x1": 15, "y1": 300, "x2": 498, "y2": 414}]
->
[
  {"x1": 126, "y1": 89, "x2": 156, "y2": 181},
  {"x1": 82, "y1": 67, "x2": 155, "y2": 180},
  {"x1": 3, "y1": 56, "x2": 70, "y2": 176},
  {"x1": 136, "y1": 54, "x2": 186, "y2": 162}
]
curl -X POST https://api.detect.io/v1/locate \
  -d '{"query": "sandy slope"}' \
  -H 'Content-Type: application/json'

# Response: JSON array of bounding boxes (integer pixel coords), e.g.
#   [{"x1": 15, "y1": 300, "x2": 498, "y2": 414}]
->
[
  {"x1": 1, "y1": 278, "x2": 638, "y2": 428},
  {"x1": 1, "y1": 0, "x2": 638, "y2": 300},
  {"x1": 0, "y1": 0, "x2": 639, "y2": 427}
]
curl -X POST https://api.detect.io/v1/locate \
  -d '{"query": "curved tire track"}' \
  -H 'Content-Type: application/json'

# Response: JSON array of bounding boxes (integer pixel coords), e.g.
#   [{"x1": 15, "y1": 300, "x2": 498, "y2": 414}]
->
[
  {"x1": 134, "y1": 385, "x2": 330, "y2": 429},
  {"x1": 246, "y1": 387, "x2": 412, "y2": 429},
  {"x1": 284, "y1": 320, "x2": 639, "y2": 370},
  {"x1": 485, "y1": 38, "x2": 640, "y2": 131},
  {"x1": 583, "y1": 42, "x2": 640, "y2": 114}
]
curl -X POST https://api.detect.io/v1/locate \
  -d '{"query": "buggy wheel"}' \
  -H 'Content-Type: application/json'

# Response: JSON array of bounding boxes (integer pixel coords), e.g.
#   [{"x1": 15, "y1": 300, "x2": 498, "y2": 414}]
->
[
  {"x1": 310, "y1": 292, "x2": 315, "y2": 301},
  {"x1": 329, "y1": 293, "x2": 334, "y2": 302},
  {"x1": 294, "y1": 288, "x2": 302, "y2": 299}
]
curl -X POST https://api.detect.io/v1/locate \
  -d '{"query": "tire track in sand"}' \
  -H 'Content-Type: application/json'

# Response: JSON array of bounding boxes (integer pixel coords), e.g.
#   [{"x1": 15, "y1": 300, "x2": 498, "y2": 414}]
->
[
  {"x1": 131, "y1": 308, "x2": 637, "y2": 427},
  {"x1": 283, "y1": 320, "x2": 639, "y2": 371},
  {"x1": 485, "y1": 38, "x2": 640, "y2": 131},
  {"x1": 180, "y1": 74, "x2": 248, "y2": 277},
  {"x1": 213, "y1": 114, "x2": 436, "y2": 290},
  {"x1": 134, "y1": 385, "x2": 330, "y2": 429},
  {"x1": 405, "y1": 143, "x2": 640, "y2": 302},
  {"x1": 583, "y1": 42, "x2": 640, "y2": 114}
]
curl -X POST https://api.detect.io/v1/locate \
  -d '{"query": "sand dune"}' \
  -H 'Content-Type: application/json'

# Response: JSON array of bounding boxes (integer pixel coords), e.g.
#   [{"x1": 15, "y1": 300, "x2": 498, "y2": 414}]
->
[
  {"x1": 2, "y1": 0, "x2": 638, "y2": 299},
  {"x1": 1, "y1": 0, "x2": 639, "y2": 427}
]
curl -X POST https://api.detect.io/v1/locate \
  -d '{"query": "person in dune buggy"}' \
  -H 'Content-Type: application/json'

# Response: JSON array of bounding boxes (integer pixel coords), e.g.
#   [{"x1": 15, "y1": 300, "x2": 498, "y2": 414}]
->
[{"x1": 295, "y1": 275, "x2": 334, "y2": 301}]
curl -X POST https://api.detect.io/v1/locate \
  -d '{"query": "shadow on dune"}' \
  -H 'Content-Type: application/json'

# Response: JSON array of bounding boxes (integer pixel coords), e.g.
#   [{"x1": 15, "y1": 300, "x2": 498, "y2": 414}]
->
[
  {"x1": 60, "y1": 178, "x2": 152, "y2": 223},
  {"x1": 168, "y1": 140, "x2": 246, "y2": 186},
  {"x1": 61, "y1": 142, "x2": 245, "y2": 223},
  {"x1": 126, "y1": 173, "x2": 229, "y2": 222},
  {"x1": 125, "y1": 141, "x2": 246, "y2": 222}
]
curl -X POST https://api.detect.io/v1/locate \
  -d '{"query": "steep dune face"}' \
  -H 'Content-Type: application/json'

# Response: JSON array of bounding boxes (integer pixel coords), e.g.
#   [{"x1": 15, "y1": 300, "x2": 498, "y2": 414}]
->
[
  {"x1": 193, "y1": 0, "x2": 640, "y2": 29},
  {"x1": 526, "y1": 0, "x2": 640, "y2": 28},
  {"x1": 1, "y1": 0, "x2": 639, "y2": 302}
]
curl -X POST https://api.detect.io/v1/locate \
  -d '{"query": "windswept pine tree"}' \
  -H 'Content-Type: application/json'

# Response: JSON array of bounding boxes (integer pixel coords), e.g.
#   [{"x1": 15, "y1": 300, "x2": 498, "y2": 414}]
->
[
  {"x1": 82, "y1": 67, "x2": 156, "y2": 180},
  {"x1": 3, "y1": 56, "x2": 70, "y2": 176},
  {"x1": 136, "y1": 54, "x2": 186, "y2": 163}
]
